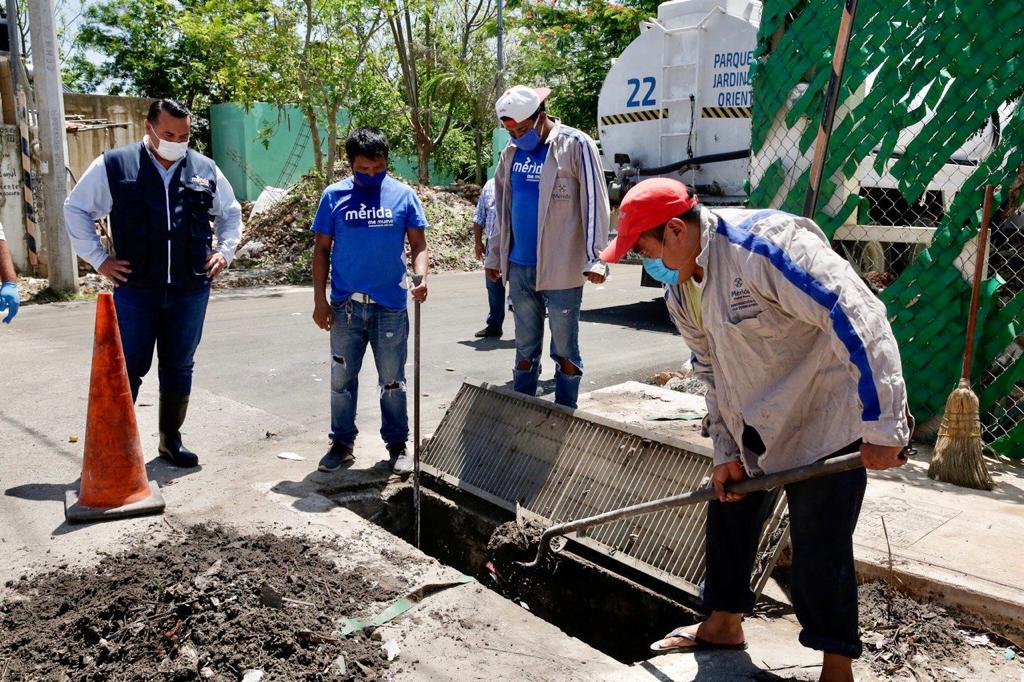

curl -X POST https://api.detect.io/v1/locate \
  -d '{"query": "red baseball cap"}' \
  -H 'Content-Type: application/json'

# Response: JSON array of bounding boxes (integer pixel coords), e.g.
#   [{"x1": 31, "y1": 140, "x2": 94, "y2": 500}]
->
[{"x1": 600, "y1": 178, "x2": 698, "y2": 263}]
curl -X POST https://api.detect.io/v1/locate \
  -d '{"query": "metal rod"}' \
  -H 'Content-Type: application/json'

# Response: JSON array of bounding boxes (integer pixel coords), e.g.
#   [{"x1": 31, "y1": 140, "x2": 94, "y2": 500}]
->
[
  {"x1": 802, "y1": 0, "x2": 859, "y2": 219},
  {"x1": 962, "y1": 184, "x2": 994, "y2": 381},
  {"x1": 412, "y1": 273, "x2": 423, "y2": 548},
  {"x1": 520, "y1": 451, "x2": 883, "y2": 569}
]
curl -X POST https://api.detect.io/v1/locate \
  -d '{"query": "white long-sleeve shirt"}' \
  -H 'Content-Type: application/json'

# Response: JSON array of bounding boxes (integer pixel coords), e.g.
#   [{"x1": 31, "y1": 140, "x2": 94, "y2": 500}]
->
[{"x1": 64, "y1": 144, "x2": 243, "y2": 271}]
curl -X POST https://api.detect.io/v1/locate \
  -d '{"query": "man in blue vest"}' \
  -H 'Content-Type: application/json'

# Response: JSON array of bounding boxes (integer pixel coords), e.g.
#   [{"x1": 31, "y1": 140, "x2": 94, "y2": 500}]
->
[{"x1": 64, "y1": 99, "x2": 242, "y2": 468}]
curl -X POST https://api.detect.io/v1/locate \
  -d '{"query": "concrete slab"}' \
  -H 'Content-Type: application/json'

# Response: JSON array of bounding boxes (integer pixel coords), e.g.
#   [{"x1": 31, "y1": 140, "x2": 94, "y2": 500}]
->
[{"x1": 578, "y1": 380, "x2": 707, "y2": 443}]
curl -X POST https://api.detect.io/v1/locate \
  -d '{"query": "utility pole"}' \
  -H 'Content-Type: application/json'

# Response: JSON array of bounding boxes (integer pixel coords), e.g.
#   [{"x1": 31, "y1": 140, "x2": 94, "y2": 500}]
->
[{"x1": 28, "y1": 0, "x2": 78, "y2": 292}]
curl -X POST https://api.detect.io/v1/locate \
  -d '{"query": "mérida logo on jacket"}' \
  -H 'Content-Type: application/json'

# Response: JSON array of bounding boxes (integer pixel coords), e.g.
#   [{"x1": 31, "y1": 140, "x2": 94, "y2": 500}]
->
[{"x1": 729, "y1": 276, "x2": 761, "y2": 320}]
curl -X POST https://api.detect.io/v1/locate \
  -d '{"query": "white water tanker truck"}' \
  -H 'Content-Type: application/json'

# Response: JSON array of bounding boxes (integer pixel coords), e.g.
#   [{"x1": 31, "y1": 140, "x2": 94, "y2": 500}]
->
[{"x1": 597, "y1": 0, "x2": 998, "y2": 282}]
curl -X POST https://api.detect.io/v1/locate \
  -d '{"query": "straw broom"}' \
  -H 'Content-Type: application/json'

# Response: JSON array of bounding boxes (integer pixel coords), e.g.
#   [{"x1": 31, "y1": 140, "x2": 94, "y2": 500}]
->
[{"x1": 928, "y1": 184, "x2": 996, "y2": 490}]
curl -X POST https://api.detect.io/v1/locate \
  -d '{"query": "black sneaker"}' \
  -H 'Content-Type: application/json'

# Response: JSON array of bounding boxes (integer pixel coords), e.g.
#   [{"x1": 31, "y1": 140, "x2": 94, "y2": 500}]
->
[
  {"x1": 474, "y1": 327, "x2": 503, "y2": 338},
  {"x1": 318, "y1": 442, "x2": 355, "y2": 472}
]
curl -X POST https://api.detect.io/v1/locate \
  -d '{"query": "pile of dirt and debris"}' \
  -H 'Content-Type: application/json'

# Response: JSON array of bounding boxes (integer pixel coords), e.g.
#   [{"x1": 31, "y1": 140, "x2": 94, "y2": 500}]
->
[
  {"x1": 645, "y1": 369, "x2": 708, "y2": 396},
  {"x1": 233, "y1": 168, "x2": 481, "y2": 286},
  {"x1": 859, "y1": 580, "x2": 975, "y2": 680},
  {"x1": 486, "y1": 521, "x2": 544, "y2": 567},
  {"x1": 863, "y1": 270, "x2": 897, "y2": 292},
  {"x1": 17, "y1": 273, "x2": 112, "y2": 305},
  {"x1": 0, "y1": 525, "x2": 396, "y2": 681}
]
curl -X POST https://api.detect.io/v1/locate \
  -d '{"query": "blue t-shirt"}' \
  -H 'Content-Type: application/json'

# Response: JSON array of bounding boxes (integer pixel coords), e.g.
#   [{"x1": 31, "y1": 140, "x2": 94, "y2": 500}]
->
[
  {"x1": 509, "y1": 144, "x2": 549, "y2": 266},
  {"x1": 311, "y1": 175, "x2": 428, "y2": 310}
]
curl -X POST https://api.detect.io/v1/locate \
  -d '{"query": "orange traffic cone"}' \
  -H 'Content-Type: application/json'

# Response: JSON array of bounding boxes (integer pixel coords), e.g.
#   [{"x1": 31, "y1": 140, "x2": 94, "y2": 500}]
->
[{"x1": 65, "y1": 292, "x2": 165, "y2": 523}]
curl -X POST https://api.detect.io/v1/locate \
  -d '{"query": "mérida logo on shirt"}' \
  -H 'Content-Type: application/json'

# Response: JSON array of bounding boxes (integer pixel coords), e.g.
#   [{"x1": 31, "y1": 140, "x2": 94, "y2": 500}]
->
[
  {"x1": 345, "y1": 203, "x2": 395, "y2": 228},
  {"x1": 512, "y1": 158, "x2": 544, "y2": 180}
]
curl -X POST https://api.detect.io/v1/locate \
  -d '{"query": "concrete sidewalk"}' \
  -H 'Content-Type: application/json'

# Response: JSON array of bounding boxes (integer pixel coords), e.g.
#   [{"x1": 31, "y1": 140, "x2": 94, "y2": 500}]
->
[{"x1": 578, "y1": 382, "x2": 1024, "y2": 642}]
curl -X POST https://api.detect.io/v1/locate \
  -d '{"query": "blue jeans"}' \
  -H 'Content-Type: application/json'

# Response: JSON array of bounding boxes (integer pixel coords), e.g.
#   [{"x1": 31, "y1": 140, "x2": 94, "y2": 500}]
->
[
  {"x1": 702, "y1": 441, "x2": 866, "y2": 659},
  {"x1": 485, "y1": 271, "x2": 506, "y2": 331},
  {"x1": 113, "y1": 284, "x2": 211, "y2": 401},
  {"x1": 329, "y1": 299, "x2": 409, "y2": 449},
  {"x1": 507, "y1": 263, "x2": 583, "y2": 408}
]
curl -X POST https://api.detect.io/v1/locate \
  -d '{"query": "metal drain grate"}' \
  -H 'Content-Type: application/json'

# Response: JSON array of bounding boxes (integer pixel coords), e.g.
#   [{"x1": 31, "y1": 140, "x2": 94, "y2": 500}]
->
[{"x1": 422, "y1": 381, "x2": 787, "y2": 598}]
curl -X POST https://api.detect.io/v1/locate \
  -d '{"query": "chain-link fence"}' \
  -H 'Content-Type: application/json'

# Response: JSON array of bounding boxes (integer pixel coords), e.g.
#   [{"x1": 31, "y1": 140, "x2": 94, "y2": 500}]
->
[{"x1": 747, "y1": 0, "x2": 1024, "y2": 455}]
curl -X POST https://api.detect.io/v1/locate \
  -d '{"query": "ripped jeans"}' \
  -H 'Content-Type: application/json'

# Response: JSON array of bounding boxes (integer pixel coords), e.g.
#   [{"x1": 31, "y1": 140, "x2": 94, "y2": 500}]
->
[
  {"x1": 508, "y1": 263, "x2": 584, "y2": 408},
  {"x1": 329, "y1": 299, "x2": 409, "y2": 449}
]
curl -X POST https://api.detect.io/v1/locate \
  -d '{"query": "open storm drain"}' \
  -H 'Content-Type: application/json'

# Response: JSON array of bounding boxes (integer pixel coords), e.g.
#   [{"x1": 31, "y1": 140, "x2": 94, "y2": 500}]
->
[
  {"x1": 353, "y1": 482, "x2": 702, "y2": 663},
  {"x1": 317, "y1": 382, "x2": 790, "y2": 662}
]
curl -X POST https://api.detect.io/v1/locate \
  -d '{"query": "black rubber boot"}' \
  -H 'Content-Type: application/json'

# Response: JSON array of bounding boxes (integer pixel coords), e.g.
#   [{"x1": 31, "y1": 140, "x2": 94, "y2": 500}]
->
[{"x1": 158, "y1": 393, "x2": 199, "y2": 468}]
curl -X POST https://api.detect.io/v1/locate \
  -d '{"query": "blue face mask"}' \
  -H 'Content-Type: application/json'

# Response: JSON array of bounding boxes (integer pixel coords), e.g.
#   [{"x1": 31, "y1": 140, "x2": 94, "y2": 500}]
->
[
  {"x1": 513, "y1": 128, "x2": 542, "y2": 152},
  {"x1": 511, "y1": 115, "x2": 544, "y2": 152},
  {"x1": 354, "y1": 170, "x2": 387, "y2": 188},
  {"x1": 643, "y1": 257, "x2": 680, "y2": 285}
]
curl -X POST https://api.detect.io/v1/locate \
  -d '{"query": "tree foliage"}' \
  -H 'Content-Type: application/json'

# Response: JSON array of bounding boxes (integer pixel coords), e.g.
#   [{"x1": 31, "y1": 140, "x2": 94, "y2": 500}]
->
[
  {"x1": 59, "y1": 0, "x2": 657, "y2": 182},
  {"x1": 383, "y1": 0, "x2": 497, "y2": 183},
  {"x1": 63, "y1": 0, "x2": 233, "y2": 152},
  {"x1": 505, "y1": 0, "x2": 658, "y2": 136},
  {"x1": 181, "y1": 0, "x2": 385, "y2": 180}
]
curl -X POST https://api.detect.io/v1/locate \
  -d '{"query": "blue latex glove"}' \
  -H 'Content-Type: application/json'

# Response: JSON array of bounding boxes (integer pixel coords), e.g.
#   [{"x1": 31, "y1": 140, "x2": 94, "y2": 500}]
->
[{"x1": 1, "y1": 281, "x2": 19, "y2": 324}]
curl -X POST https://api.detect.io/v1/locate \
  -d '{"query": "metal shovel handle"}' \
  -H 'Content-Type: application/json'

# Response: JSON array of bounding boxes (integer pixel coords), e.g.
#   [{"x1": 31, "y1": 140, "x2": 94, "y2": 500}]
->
[
  {"x1": 412, "y1": 273, "x2": 423, "y2": 549},
  {"x1": 518, "y1": 450, "x2": 896, "y2": 570}
]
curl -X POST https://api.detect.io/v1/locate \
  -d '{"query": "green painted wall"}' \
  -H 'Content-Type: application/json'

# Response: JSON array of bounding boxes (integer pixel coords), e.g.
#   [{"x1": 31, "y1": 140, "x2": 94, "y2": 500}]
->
[
  {"x1": 210, "y1": 102, "x2": 457, "y2": 201},
  {"x1": 489, "y1": 128, "x2": 510, "y2": 178}
]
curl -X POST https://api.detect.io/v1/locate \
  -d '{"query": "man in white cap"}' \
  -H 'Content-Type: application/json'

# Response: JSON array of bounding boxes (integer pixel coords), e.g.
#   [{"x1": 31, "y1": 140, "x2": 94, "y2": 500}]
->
[
  {"x1": 601, "y1": 177, "x2": 911, "y2": 682},
  {"x1": 485, "y1": 85, "x2": 609, "y2": 409}
]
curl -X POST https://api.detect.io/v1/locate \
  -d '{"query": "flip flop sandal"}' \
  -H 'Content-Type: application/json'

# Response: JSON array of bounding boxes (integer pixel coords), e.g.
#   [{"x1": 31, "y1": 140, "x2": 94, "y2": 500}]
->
[{"x1": 649, "y1": 627, "x2": 748, "y2": 656}]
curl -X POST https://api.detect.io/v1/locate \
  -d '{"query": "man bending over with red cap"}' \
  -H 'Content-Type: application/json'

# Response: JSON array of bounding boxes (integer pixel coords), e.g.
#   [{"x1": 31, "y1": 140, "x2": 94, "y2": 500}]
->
[{"x1": 600, "y1": 178, "x2": 912, "y2": 682}]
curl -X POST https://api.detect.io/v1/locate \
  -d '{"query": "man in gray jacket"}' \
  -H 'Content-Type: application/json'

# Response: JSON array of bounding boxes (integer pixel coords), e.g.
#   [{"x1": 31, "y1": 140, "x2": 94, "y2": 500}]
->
[
  {"x1": 485, "y1": 85, "x2": 609, "y2": 408},
  {"x1": 601, "y1": 178, "x2": 910, "y2": 682}
]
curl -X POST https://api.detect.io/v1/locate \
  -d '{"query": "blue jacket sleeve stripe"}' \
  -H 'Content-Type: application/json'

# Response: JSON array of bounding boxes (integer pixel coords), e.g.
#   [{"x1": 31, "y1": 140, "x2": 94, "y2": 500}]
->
[
  {"x1": 580, "y1": 136, "x2": 598, "y2": 261},
  {"x1": 716, "y1": 215, "x2": 882, "y2": 421},
  {"x1": 566, "y1": 130, "x2": 599, "y2": 262}
]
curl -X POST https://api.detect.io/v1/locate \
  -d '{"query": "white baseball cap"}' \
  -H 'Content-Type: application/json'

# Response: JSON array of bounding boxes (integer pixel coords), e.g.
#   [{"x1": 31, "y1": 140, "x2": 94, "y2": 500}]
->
[{"x1": 495, "y1": 85, "x2": 552, "y2": 124}]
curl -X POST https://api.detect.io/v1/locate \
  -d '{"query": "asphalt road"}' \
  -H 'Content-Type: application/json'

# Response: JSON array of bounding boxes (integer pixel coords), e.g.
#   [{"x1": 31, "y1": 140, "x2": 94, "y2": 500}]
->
[
  {"x1": 3, "y1": 264, "x2": 682, "y2": 435},
  {"x1": 215, "y1": 265, "x2": 683, "y2": 435}
]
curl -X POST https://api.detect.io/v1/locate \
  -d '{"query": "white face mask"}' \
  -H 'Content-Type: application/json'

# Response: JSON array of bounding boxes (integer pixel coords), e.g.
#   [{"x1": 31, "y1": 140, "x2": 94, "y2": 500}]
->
[{"x1": 146, "y1": 132, "x2": 189, "y2": 162}]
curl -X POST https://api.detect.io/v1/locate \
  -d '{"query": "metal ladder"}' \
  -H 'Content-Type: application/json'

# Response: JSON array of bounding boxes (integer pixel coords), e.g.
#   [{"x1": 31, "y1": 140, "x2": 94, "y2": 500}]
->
[
  {"x1": 224, "y1": 148, "x2": 268, "y2": 192},
  {"x1": 276, "y1": 120, "x2": 312, "y2": 187},
  {"x1": 656, "y1": 8, "x2": 722, "y2": 165}
]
